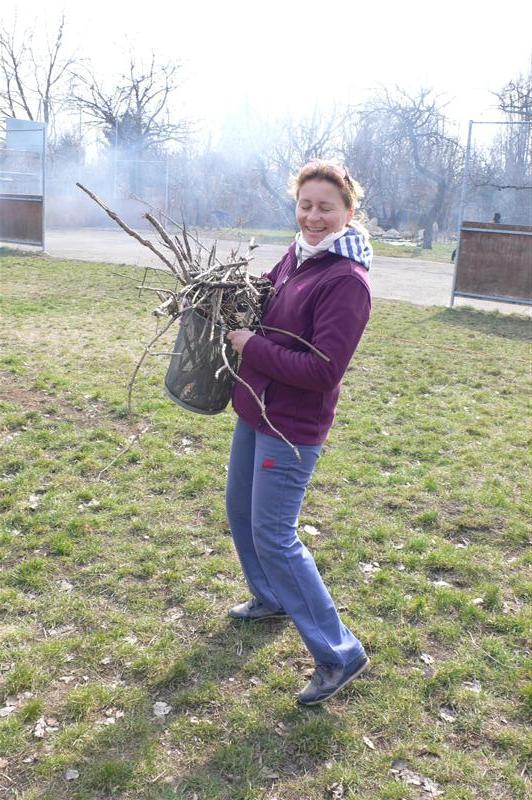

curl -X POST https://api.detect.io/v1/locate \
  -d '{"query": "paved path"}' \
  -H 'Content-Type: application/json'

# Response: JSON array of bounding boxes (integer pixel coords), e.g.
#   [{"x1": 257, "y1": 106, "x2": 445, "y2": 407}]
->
[{"x1": 8, "y1": 227, "x2": 531, "y2": 315}]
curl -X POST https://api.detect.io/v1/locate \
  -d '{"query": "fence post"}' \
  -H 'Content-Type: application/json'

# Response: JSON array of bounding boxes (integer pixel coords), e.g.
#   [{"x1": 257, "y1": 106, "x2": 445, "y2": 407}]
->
[{"x1": 450, "y1": 120, "x2": 473, "y2": 308}]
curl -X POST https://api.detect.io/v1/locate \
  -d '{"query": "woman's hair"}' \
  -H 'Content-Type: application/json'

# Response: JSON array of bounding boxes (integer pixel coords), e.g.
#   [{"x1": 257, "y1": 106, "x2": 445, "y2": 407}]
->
[{"x1": 288, "y1": 159, "x2": 365, "y2": 211}]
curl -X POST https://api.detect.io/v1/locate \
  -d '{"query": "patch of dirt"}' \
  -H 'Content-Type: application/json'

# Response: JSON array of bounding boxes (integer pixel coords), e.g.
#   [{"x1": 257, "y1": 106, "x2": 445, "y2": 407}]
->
[
  {"x1": 1, "y1": 373, "x2": 58, "y2": 414},
  {"x1": 440, "y1": 501, "x2": 467, "y2": 516},
  {"x1": 439, "y1": 501, "x2": 507, "y2": 544},
  {"x1": 0, "y1": 371, "x2": 139, "y2": 436}
]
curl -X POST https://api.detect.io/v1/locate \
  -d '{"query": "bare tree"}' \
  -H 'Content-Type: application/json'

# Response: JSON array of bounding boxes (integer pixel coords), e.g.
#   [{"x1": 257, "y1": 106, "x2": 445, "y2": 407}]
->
[
  {"x1": 491, "y1": 66, "x2": 532, "y2": 192},
  {"x1": 0, "y1": 15, "x2": 76, "y2": 130},
  {"x1": 449, "y1": 67, "x2": 532, "y2": 226},
  {"x1": 69, "y1": 56, "x2": 189, "y2": 152},
  {"x1": 356, "y1": 88, "x2": 462, "y2": 247},
  {"x1": 255, "y1": 109, "x2": 353, "y2": 226},
  {"x1": 493, "y1": 66, "x2": 532, "y2": 121},
  {"x1": 67, "y1": 55, "x2": 190, "y2": 196},
  {"x1": 342, "y1": 108, "x2": 412, "y2": 229}
]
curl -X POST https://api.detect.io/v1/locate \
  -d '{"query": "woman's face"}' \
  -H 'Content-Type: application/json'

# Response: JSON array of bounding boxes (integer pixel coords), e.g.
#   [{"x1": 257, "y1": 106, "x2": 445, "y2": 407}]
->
[{"x1": 296, "y1": 179, "x2": 353, "y2": 245}]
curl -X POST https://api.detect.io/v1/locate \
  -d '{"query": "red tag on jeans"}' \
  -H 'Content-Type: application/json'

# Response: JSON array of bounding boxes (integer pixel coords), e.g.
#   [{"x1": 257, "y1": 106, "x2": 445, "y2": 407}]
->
[{"x1": 262, "y1": 458, "x2": 276, "y2": 469}]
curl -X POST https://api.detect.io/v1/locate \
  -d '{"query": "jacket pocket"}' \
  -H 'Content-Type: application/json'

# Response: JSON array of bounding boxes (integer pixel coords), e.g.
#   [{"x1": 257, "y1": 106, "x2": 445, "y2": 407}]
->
[
  {"x1": 237, "y1": 362, "x2": 271, "y2": 399},
  {"x1": 232, "y1": 362, "x2": 271, "y2": 419}
]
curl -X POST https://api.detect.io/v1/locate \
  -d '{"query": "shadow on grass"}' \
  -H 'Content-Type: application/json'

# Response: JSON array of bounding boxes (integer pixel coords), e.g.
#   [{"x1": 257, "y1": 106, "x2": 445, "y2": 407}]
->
[
  {"x1": 432, "y1": 306, "x2": 531, "y2": 342},
  {"x1": 166, "y1": 621, "x2": 359, "y2": 800},
  {"x1": 174, "y1": 704, "x2": 350, "y2": 800},
  {"x1": 31, "y1": 618, "x2": 324, "y2": 798}
]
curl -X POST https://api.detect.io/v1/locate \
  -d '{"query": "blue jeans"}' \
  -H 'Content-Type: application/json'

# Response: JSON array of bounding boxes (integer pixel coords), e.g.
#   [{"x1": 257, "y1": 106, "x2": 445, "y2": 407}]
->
[{"x1": 226, "y1": 418, "x2": 365, "y2": 667}]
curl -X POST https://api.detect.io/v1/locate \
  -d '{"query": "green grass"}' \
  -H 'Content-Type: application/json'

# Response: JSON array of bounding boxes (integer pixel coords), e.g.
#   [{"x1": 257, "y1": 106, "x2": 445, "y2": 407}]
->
[
  {"x1": 212, "y1": 228, "x2": 455, "y2": 262},
  {"x1": 212, "y1": 226, "x2": 298, "y2": 245},
  {"x1": 371, "y1": 240, "x2": 455, "y2": 261},
  {"x1": 0, "y1": 253, "x2": 530, "y2": 799}
]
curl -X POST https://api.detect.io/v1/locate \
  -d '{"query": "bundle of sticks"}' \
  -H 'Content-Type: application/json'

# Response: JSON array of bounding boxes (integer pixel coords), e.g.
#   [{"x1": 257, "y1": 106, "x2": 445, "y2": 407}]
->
[
  {"x1": 76, "y1": 182, "x2": 271, "y2": 316},
  {"x1": 76, "y1": 183, "x2": 319, "y2": 457}
]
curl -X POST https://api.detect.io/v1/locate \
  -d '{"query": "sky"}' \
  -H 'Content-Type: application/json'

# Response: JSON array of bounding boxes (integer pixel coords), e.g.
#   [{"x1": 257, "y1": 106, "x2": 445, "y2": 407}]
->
[{"x1": 2, "y1": 0, "x2": 531, "y2": 144}]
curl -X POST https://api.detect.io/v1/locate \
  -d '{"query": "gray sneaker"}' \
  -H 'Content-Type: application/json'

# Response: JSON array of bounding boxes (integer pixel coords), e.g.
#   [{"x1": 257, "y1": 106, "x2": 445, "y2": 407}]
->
[
  {"x1": 297, "y1": 652, "x2": 369, "y2": 705},
  {"x1": 228, "y1": 598, "x2": 288, "y2": 621}
]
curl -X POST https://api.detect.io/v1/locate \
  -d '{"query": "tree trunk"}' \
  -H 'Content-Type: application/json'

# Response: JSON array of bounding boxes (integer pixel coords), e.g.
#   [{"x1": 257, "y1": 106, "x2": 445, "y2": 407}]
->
[
  {"x1": 255, "y1": 160, "x2": 295, "y2": 227},
  {"x1": 422, "y1": 220, "x2": 434, "y2": 249},
  {"x1": 421, "y1": 176, "x2": 447, "y2": 249}
]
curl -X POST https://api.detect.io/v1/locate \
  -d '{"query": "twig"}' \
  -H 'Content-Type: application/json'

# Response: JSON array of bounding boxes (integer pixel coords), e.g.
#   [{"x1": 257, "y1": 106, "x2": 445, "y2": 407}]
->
[
  {"x1": 186, "y1": 261, "x2": 251, "y2": 281},
  {"x1": 144, "y1": 212, "x2": 189, "y2": 283},
  {"x1": 76, "y1": 183, "x2": 177, "y2": 274},
  {"x1": 135, "y1": 282, "x2": 177, "y2": 290},
  {"x1": 138, "y1": 267, "x2": 150, "y2": 299},
  {"x1": 97, "y1": 425, "x2": 151, "y2": 480},
  {"x1": 148, "y1": 772, "x2": 167, "y2": 784},
  {"x1": 467, "y1": 632, "x2": 507, "y2": 667},
  {"x1": 258, "y1": 326, "x2": 331, "y2": 362},
  {"x1": 131, "y1": 193, "x2": 260, "y2": 275},
  {"x1": 152, "y1": 295, "x2": 179, "y2": 317},
  {"x1": 128, "y1": 316, "x2": 177, "y2": 414},
  {"x1": 146, "y1": 349, "x2": 183, "y2": 356},
  {"x1": 210, "y1": 289, "x2": 223, "y2": 341},
  {"x1": 131, "y1": 192, "x2": 227, "y2": 265},
  {"x1": 221, "y1": 343, "x2": 301, "y2": 461},
  {"x1": 188, "y1": 279, "x2": 251, "y2": 289}
]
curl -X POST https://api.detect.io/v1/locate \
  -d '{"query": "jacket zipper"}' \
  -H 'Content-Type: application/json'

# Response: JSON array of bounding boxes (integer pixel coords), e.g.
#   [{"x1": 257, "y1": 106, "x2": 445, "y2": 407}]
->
[{"x1": 274, "y1": 252, "x2": 328, "y2": 299}]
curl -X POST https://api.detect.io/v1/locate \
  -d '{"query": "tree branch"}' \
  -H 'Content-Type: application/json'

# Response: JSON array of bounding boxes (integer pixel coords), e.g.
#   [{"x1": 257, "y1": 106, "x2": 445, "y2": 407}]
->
[{"x1": 76, "y1": 183, "x2": 179, "y2": 274}]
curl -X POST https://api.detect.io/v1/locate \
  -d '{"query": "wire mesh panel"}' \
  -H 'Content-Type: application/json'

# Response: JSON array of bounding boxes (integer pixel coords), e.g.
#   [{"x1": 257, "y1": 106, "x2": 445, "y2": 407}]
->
[
  {"x1": 0, "y1": 118, "x2": 46, "y2": 246},
  {"x1": 164, "y1": 308, "x2": 238, "y2": 414}
]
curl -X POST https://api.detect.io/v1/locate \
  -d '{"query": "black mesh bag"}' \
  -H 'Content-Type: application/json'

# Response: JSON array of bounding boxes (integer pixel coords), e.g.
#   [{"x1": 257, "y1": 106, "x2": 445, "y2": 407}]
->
[{"x1": 164, "y1": 308, "x2": 238, "y2": 415}]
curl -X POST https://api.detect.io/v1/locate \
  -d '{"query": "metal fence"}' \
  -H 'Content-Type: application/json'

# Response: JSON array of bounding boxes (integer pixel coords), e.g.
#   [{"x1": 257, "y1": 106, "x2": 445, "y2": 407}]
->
[
  {"x1": 0, "y1": 118, "x2": 46, "y2": 247},
  {"x1": 451, "y1": 120, "x2": 532, "y2": 307}
]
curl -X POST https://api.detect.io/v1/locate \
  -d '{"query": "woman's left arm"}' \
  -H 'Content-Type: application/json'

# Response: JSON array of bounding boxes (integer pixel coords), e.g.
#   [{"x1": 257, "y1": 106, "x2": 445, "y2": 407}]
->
[{"x1": 237, "y1": 275, "x2": 370, "y2": 392}]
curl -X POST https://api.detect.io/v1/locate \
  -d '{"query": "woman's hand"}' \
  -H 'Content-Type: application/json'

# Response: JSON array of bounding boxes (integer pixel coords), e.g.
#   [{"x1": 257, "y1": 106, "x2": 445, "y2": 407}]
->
[{"x1": 227, "y1": 329, "x2": 255, "y2": 355}]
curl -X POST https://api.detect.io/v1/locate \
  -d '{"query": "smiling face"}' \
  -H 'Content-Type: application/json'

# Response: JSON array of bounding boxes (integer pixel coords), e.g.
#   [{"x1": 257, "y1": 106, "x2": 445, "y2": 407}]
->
[{"x1": 296, "y1": 179, "x2": 354, "y2": 245}]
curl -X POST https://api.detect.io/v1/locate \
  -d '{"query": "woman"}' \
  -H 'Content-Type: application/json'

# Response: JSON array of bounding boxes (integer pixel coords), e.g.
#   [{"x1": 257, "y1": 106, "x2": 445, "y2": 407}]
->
[{"x1": 226, "y1": 160, "x2": 372, "y2": 705}]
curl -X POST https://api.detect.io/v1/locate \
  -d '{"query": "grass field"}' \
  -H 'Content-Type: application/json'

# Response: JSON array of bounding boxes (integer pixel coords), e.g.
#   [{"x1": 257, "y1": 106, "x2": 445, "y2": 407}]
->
[
  {"x1": 0, "y1": 253, "x2": 530, "y2": 800},
  {"x1": 213, "y1": 229, "x2": 455, "y2": 262}
]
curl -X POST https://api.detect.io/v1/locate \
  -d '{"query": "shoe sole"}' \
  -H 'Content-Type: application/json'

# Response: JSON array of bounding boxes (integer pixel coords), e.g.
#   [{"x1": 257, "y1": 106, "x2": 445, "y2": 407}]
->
[{"x1": 297, "y1": 658, "x2": 370, "y2": 706}]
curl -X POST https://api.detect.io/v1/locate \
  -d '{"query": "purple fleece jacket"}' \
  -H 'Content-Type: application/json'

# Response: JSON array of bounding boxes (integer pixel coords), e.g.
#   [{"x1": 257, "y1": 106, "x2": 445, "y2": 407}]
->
[{"x1": 231, "y1": 241, "x2": 371, "y2": 445}]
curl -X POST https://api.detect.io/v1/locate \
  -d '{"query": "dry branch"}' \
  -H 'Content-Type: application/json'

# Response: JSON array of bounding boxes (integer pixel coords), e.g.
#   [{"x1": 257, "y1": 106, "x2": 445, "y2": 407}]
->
[
  {"x1": 127, "y1": 316, "x2": 177, "y2": 414},
  {"x1": 259, "y1": 325, "x2": 330, "y2": 362},
  {"x1": 144, "y1": 212, "x2": 190, "y2": 281},
  {"x1": 97, "y1": 425, "x2": 151, "y2": 480},
  {"x1": 76, "y1": 183, "x2": 178, "y2": 274}
]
